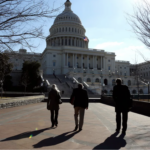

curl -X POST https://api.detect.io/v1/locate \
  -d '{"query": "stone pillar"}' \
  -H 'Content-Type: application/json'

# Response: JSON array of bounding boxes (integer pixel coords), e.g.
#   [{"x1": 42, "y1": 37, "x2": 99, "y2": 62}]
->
[
  {"x1": 87, "y1": 55, "x2": 89, "y2": 69},
  {"x1": 50, "y1": 39, "x2": 52, "y2": 46},
  {"x1": 60, "y1": 38, "x2": 61, "y2": 46},
  {"x1": 71, "y1": 38, "x2": 72, "y2": 46},
  {"x1": 56, "y1": 38, "x2": 58, "y2": 46},
  {"x1": 63, "y1": 37, "x2": 65, "y2": 46},
  {"x1": 104, "y1": 57, "x2": 105, "y2": 70},
  {"x1": 102, "y1": 57, "x2": 104, "y2": 69},
  {"x1": 73, "y1": 54, "x2": 74, "y2": 68},
  {"x1": 81, "y1": 54, "x2": 83, "y2": 69},
  {"x1": 75, "y1": 54, "x2": 76, "y2": 67},
  {"x1": 74, "y1": 38, "x2": 76, "y2": 47},
  {"x1": 63, "y1": 53, "x2": 65, "y2": 67},
  {"x1": 101, "y1": 56, "x2": 102, "y2": 69},
  {"x1": 95, "y1": 56, "x2": 97, "y2": 68},
  {"x1": 66, "y1": 53, "x2": 68, "y2": 67},
  {"x1": 67, "y1": 37, "x2": 69, "y2": 46},
  {"x1": 93, "y1": 56, "x2": 94, "y2": 68}
]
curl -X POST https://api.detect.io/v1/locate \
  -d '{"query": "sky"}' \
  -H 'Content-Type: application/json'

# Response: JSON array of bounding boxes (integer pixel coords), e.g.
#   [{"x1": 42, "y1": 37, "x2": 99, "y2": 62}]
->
[{"x1": 20, "y1": 0, "x2": 150, "y2": 64}]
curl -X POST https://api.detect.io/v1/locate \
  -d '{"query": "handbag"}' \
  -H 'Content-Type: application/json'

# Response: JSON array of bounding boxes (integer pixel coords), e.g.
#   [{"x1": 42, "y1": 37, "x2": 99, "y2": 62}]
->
[
  {"x1": 57, "y1": 92, "x2": 62, "y2": 104},
  {"x1": 59, "y1": 99, "x2": 62, "y2": 104}
]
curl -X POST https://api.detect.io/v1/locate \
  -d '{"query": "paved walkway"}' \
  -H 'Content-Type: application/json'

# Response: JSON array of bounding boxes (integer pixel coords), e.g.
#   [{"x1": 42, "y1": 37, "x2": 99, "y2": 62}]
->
[{"x1": 0, "y1": 102, "x2": 150, "y2": 149}]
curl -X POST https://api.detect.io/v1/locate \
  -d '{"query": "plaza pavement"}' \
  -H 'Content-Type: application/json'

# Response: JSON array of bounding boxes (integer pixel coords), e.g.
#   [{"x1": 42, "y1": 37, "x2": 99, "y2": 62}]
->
[{"x1": 0, "y1": 102, "x2": 150, "y2": 149}]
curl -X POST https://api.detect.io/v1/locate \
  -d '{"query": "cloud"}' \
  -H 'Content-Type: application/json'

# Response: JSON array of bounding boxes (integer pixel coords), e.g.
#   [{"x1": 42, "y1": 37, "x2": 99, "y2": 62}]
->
[
  {"x1": 95, "y1": 42, "x2": 124, "y2": 49},
  {"x1": 115, "y1": 45, "x2": 150, "y2": 63}
]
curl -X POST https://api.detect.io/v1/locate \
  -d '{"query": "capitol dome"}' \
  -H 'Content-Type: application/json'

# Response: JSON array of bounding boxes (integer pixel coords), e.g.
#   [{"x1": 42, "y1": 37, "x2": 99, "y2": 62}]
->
[
  {"x1": 46, "y1": 0, "x2": 89, "y2": 49},
  {"x1": 54, "y1": 0, "x2": 81, "y2": 25}
]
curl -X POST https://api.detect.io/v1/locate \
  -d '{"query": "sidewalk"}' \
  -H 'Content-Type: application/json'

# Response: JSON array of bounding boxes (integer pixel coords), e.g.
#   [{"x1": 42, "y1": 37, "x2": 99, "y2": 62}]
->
[{"x1": 0, "y1": 102, "x2": 150, "y2": 149}]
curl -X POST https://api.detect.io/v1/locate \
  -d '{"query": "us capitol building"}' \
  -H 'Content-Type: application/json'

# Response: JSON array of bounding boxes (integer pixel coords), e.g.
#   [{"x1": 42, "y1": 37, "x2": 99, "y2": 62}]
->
[{"x1": 7, "y1": 0, "x2": 150, "y2": 94}]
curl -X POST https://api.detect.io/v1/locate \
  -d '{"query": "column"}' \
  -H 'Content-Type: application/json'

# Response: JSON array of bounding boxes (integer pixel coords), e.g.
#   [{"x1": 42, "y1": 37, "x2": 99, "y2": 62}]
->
[
  {"x1": 49, "y1": 39, "x2": 51, "y2": 46},
  {"x1": 93, "y1": 56, "x2": 94, "y2": 68},
  {"x1": 67, "y1": 53, "x2": 68, "y2": 67},
  {"x1": 56, "y1": 38, "x2": 58, "y2": 46},
  {"x1": 63, "y1": 37, "x2": 65, "y2": 46},
  {"x1": 63, "y1": 53, "x2": 65, "y2": 67},
  {"x1": 96, "y1": 56, "x2": 97, "y2": 69},
  {"x1": 81, "y1": 54, "x2": 83, "y2": 68},
  {"x1": 71, "y1": 38, "x2": 72, "y2": 46},
  {"x1": 59, "y1": 37, "x2": 62, "y2": 46},
  {"x1": 74, "y1": 38, "x2": 76, "y2": 47},
  {"x1": 50, "y1": 40, "x2": 52, "y2": 46},
  {"x1": 102, "y1": 57, "x2": 104, "y2": 69},
  {"x1": 87, "y1": 55, "x2": 89, "y2": 69},
  {"x1": 75, "y1": 54, "x2": 77, "y2": 67},
  {"x1": 102, "y1": 56, "x2": 104, "y2": 69},
  {"x1": 73, "y1": 54, "x2": 74, "y2": 68},
  {"x1": 67, "y1": 37, "x2": 69, "y2": 46},
  {"x1": 100, "y1": 56, "x2": 102, "y2": 69}
]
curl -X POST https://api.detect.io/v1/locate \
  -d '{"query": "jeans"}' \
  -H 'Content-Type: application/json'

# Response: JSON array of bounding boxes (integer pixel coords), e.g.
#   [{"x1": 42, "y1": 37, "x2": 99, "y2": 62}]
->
[
  {"x1": 50, "y1": 110, "x2": 59, "y2": 125},
  {"x1": 116, "y1": 111, "x2": 128, "y2": 131}
]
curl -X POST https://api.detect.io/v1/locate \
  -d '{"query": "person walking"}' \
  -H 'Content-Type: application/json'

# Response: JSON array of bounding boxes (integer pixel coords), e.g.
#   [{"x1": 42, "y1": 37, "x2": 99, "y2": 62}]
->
[
  {"x1": 47, "y1": 84, "x2": 61, "y2": 128},
  {"x1": 70, "y1": 83, "x2": 89, "y2": 131},
  {"x1": 113, "y1": 78, "x2": 131, "y2": 135}
]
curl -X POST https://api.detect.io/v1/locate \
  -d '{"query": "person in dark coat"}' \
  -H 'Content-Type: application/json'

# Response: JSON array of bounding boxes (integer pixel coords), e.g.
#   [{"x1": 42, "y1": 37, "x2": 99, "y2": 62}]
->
[
  {"x1": 113, "y1": 78, "x2": 131, "y2": 135},
  {"x1": 48, "y1": 84, "x2": 61, "y2": 128},
  {"x1": 70, "y1": 83, "x2": 89, "y2": 131}
]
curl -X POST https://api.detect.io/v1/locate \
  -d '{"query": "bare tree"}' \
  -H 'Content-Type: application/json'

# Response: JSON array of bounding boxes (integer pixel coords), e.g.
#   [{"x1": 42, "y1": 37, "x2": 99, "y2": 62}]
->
[
  {"x1": 127, "y1": 0, "x2": 150, "y2": 51},
  {"x1": 0, "y1": 0, "x2": 63, "y2": 52},
  {"x1": 130, "y1": 55, "x2": 146, "y2": 100}
]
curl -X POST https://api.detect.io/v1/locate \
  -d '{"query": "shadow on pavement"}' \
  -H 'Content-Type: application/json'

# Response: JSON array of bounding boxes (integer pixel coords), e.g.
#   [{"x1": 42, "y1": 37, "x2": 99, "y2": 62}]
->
[
  {"x1": 93, "y1": 132, "x2": 126, "y2": 150},
  {"x1": 0, "y1": 127, "x2": 51, "y2": 141},
  {"x1": 33, "y1": 131, "x2": 79, "y2": 148}
]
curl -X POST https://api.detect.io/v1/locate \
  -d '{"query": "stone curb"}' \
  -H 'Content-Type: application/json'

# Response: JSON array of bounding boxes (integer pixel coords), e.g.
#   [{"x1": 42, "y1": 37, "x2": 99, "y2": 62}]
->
[{"x1": 0, "y1": 97, "x2": 44, "y2": 109}]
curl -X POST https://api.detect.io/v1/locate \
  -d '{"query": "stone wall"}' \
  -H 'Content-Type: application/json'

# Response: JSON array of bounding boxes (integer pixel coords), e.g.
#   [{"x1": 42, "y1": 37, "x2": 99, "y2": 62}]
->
[
  {"x1": 101, "y1": 96, "x2": 150, "y2": 116},
  {"x1": 0, "y1": 96, "x2": 45, "y2": 109}
]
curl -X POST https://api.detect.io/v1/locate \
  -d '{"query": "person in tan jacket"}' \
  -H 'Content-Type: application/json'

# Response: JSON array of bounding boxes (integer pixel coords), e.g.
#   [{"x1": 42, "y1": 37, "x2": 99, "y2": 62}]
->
[{"x1": 47, "y1": 84, "x2": 61, "y2": 128}]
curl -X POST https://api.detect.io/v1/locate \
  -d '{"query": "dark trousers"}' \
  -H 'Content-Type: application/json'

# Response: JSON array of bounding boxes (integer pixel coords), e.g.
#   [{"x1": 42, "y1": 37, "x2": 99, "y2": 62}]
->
[
  {"x1": 50, "y1": 110, "x2": 59, "y2": 125},
  {"x1": 116, "y1": 111, "x2": 128, "y2": 131}
]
